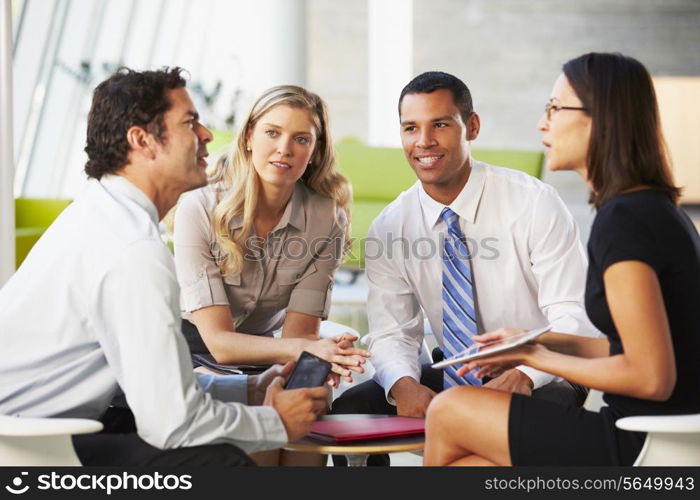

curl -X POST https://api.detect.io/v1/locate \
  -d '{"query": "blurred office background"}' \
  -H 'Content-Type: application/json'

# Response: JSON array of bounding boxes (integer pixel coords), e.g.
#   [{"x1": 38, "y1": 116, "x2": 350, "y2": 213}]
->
[
  {"x1": 5, "y1": 0, "x2": 699, "y2": 197},
  {"x1": 2, "y1": 0, "x2": 699, "y2": 281}
]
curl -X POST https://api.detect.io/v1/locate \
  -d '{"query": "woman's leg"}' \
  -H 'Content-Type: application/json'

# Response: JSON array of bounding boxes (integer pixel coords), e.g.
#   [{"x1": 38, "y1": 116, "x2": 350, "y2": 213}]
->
[{"x1": 424, "y1": 386, "x2": 512, "y2": 466}]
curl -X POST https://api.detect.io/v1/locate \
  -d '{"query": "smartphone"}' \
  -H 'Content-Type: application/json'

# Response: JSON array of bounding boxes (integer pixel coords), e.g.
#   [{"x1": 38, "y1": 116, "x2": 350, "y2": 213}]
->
[{"x1": 285, "y1": 351, "x2": 332, "y2": 389}]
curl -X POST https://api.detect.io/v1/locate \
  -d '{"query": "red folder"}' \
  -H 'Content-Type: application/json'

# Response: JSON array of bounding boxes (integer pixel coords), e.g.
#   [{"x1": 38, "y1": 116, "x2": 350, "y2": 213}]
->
[{"x1": 308, "y1": 416, "x2": 425, "y2": 443}]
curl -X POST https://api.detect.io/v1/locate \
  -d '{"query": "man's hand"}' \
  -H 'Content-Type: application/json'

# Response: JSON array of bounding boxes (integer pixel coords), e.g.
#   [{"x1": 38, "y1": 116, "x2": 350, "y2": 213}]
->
[
  {"x1": 247, "y1": 362, "x2": 294, "y2": 405},
  {"x1": 389, "y1": 376, "x2": 436, "y2": 418},
  {"x1": 483, "y1": 368, "x2": 533, "y2": 396},
  {"x1": 263, "y1": 375, "x2": 329, "y2": 442}
]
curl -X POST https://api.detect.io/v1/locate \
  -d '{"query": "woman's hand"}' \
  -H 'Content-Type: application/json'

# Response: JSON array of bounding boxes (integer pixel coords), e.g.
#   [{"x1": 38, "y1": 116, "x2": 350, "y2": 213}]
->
[
  {"x1": 454, "y1": 328, "x2": 547, "y2": 379},
  {"x1": 301, "y1": 333, "x2": 371, "y2": 386},
  {"x1": 471, "y1": 327, "x2": 527, "y2": 344}
]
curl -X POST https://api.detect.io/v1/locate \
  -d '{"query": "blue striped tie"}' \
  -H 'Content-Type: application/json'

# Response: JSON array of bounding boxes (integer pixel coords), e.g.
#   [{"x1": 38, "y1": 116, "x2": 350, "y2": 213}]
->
[{"x1": 440, "y1": 207, "x2": 482, "y2": 388}]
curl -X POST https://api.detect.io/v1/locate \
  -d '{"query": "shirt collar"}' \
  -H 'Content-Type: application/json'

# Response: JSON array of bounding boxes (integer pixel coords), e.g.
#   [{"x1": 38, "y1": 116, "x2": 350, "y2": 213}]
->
[
  {"x1": 418, "y1": 160, "x2": 486, "y2": 228},
  {"x1": 284, "y1": 182, "x2": 306, "y2": 231},
  {"x1": 229, "y1": 182, "x2": 306, "y2": 233},
  {"x1": 100, "y1": 174, "x2": 160, "y2": 225}
]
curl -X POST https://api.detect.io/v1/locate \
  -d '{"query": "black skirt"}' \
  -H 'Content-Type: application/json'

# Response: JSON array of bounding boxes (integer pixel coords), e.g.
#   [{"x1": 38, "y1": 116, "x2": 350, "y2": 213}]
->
[{"x1": 508, "y1": 393, "x2": 645, "y2": 465}]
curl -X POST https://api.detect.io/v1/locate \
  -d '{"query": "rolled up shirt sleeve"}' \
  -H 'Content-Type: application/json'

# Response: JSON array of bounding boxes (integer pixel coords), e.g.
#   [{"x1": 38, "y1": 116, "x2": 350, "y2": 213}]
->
[
  {"x1": 286, "y1": 208, "x2": 347, "y2": 319},
  {"x1": 173, "y1": 191, "x2": 230, "y2": 313},
  {"x1": 90, "y1": 240, "x2": 287, "y2": 452}
]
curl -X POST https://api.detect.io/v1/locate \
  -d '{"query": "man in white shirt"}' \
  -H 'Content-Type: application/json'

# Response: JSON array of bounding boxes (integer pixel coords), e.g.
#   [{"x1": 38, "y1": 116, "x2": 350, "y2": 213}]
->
[
  {"x1": 331, "y1": 71, "x2": 600, "y2": 465},
  {"x1": 0, "y1": 67, "x2": 328, "y2": 466}
]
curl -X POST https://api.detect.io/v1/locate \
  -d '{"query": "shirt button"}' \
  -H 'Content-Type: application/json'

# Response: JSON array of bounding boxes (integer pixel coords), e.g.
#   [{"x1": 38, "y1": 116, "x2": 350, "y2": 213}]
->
[
  {"x1": 296, "y1": 273, "x2": 302, "y2": 278},
  {"x1": 198, "y1": 271, "x2": 204, "y2": 278}
]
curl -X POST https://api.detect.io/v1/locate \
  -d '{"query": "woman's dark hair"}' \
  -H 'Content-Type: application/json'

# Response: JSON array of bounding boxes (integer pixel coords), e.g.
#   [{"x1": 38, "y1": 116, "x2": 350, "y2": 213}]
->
[
  {"x1": 563, "y1": 52, "x2": 680, "y2": 208},
  {"x1": 398, "y1": 71, "x2": 474, "y2": 123},
  {"x1": 84, "y1": 67, "x2": 187, "y2": 179}
]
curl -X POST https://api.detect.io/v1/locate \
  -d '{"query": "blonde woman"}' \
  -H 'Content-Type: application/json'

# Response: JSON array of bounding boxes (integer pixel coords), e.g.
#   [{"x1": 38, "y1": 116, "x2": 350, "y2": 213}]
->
[{"x1": 174, "y1": 86, "x2": 369, "y2": 387}]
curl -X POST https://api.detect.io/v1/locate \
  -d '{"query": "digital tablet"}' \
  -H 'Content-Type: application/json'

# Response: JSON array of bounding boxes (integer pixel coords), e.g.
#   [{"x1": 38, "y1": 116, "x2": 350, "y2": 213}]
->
[{"x1": 431, "y1": 325, "x2": 552, "y2": 369}]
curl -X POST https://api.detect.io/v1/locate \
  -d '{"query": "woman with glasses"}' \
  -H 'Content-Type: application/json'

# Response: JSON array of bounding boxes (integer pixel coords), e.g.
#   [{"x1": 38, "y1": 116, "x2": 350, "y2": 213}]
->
[{"x1": 423, "y1": 52, "x2": 700, "y2": 466}]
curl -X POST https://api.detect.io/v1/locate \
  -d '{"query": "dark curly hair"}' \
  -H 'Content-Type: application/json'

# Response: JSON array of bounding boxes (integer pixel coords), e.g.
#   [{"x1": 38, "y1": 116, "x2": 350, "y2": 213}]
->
[{"x1": 84, "y1": 67, "x2": 187, "y2": 179}]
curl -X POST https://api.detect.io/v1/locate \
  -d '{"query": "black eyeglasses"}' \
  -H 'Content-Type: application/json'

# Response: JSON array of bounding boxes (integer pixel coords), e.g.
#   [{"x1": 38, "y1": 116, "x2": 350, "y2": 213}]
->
[{"x1": 544, "y1": 102, "x2": 587, "y2": 121}]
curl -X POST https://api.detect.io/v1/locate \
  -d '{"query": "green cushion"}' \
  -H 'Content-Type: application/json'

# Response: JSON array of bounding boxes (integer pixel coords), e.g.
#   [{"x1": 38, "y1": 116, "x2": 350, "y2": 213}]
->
[
  {"x1": 15, "y1": 198, "x2": 72, "y2": 268},
  {"x1": 336, "y1": 143, "x2": 416, "y2": 202},
  {"x1": 15, "y1": 230, "x2": 44, "y2": 269},
  {"x1": 208, "y1": 130, "x2": 236, "y2": 159},
  {"x1": 15, "y1": 198, "x2": 72, "y2": 227},
  {"x1": 344, "y1": 200, "x2": 388, "y2": 270},
  {"x1": 472, "y1": 149, "x2": 543, "y2": 179}
]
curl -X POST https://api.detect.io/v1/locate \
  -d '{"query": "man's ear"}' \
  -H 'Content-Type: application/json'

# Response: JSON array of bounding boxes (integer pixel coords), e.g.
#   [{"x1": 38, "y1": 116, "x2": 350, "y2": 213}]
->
[
  {"x1": 466, "y1": 112, "x2": 481, "y2": 141},
  {"x1": 126, "y1": 126, "x2": 157, "y2": 160}
]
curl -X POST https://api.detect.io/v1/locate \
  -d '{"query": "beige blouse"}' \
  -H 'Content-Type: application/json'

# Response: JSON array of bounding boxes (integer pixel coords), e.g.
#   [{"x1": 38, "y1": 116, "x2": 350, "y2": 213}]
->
[{"x1": 174, "y1": 182, "x2": 347, "y2": 336}]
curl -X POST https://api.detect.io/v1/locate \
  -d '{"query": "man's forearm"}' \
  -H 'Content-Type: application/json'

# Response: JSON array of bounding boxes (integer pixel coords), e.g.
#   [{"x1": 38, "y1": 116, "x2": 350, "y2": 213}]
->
[{"x1": 389, "y1": 375, "x2": 421, "y2": 400}]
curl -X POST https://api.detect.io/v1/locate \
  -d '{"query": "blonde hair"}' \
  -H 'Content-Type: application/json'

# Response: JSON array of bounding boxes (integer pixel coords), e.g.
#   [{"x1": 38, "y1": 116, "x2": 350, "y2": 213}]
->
[{"x1": 209, "y1": 85, "x2": 352, "y2": 277}]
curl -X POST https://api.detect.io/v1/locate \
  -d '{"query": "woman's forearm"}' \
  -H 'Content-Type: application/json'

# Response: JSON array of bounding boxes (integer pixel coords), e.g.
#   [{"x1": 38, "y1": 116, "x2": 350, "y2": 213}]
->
[
  {"x1": 205, "y1": 329, "x2": 302, "y2": 365},
  {"x1": 192, "y1": 306, "x2": 305, "y2": 365},
  {"x1": 539, "y1": 331, "x2": 609, "y2": 358},
  {"x1": 528, "y1": 348, "x2": 673, "y2": 401}
]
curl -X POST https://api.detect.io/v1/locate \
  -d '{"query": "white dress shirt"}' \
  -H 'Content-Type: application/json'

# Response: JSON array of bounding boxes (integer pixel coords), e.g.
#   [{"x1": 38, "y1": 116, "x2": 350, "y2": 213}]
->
[
  {"x1": 0, "y1": 175, "x2": 287, "y2": 453},
  {"x1": 364, "y1": 161, "x2": 601, "y2": 400}
]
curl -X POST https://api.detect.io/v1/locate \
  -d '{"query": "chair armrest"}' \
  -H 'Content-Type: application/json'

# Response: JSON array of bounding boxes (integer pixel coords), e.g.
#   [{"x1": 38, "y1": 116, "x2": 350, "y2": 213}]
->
[
  {"x1": 0, "y1": 415, "x2": 103, "y2": 436},
  {"x1": 616, "y1": 414, "x2": 700, "y2": 433}
]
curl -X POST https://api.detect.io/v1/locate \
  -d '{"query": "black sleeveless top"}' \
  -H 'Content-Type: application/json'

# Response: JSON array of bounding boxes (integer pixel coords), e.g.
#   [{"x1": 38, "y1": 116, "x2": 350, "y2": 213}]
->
[{"x1": 585, "y1": 190, "x2": 700, "y2": 417}]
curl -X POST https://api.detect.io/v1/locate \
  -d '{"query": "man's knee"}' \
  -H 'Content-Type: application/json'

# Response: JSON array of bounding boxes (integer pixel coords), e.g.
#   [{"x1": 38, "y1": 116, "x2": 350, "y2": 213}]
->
[
  {"x1": 331, "y1": 380, "x2": 389, "y2": 415},
  {"x1": 149, "y1": 442, "x2": 255, "y2": 467}
]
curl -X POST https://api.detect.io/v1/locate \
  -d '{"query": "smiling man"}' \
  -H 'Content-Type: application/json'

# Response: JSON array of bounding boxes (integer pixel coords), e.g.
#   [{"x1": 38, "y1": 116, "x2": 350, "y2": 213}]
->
[
  {"x1": 331, "y1": 71, "x2": 601, "y2": 466},
  {"x1": 0, "y1": 68, "x2": 329, "y2": 466}
]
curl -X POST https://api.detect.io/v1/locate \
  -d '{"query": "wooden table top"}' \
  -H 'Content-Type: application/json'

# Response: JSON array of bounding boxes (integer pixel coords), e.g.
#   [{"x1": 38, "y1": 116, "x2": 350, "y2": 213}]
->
[{"x1": 284, "y1": 433, "x2": 424, "y2": 455}]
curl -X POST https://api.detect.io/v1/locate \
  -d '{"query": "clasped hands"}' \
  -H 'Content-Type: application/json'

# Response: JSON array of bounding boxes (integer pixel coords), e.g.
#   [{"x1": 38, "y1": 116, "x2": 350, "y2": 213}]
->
[{"x1": 301, "y1": 332, "x2": 371, "y2": 388}]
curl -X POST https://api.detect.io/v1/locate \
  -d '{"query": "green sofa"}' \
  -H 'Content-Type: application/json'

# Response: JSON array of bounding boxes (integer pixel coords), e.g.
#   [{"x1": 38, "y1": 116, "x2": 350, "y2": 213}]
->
[
  {"x1": 335, "y1": 143, "x2": 544, "y2": 271},
  {"x1": 15, "y1": 198, "x2": 72, "y2": 268}
]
